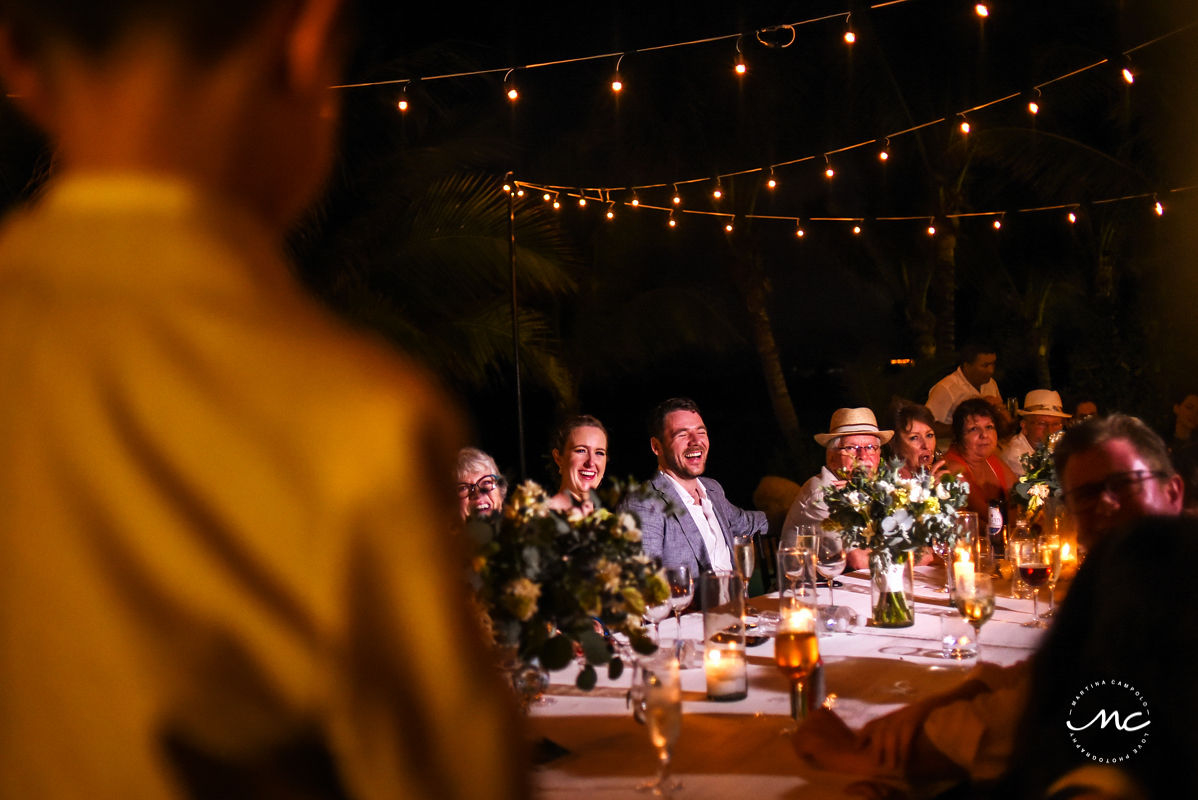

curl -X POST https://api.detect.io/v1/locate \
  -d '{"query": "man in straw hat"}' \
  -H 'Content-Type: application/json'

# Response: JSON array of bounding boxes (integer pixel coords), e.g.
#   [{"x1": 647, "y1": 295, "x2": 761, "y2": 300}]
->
[
  {"x1": 782, "y1": 408, "x2": 894, "y2": 571},
  {"x1": 999, "y1": 389, "x2": 1072, "y2": 476}
]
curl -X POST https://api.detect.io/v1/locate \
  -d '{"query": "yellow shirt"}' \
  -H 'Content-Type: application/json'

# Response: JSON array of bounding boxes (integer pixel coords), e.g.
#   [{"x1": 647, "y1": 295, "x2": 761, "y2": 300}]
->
[{"x1": 0, "y1": 173, "x2": 526, "y2": 799}]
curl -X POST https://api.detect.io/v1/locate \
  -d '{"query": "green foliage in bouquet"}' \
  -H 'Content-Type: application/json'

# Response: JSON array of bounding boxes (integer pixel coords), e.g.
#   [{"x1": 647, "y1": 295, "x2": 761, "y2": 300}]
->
[
  {"x1": 823, "y1": 458, "x2": 972, "y2": 570},
  {"x1": 1012, "y1": 440, "x2": 1062, "y2": 519},
  {"x1": 467, "y1": 479, "x2": 669, "y2": 691}
]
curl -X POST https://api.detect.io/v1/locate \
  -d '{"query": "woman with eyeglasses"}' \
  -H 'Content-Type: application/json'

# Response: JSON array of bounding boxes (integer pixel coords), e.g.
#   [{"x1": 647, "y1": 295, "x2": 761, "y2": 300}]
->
[
  {"x1": 456, "y1": 447, "x2": 508, "y2": 520},
  {"x1": 944, "y1": 397, "x2": 1016, "y2": 517},
  {"x1": 889, "y1": 402, "x2": 948, "y2": 479},
  {"x1": 547, "y1": 415, "x2": 609, "y2": 515}
]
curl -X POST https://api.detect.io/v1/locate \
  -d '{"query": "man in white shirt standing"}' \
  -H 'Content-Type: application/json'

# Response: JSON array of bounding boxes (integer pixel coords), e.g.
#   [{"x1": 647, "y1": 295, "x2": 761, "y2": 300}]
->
[
  {"x1": 999, "y1": 390, "x2": 1071, "y2": 476},
  {"x1": 623, "y1": 398, "x2": 767, "y2": 580},
  {"x1": 926, "y1": 344, "x2": 1003, "y2": 439}
]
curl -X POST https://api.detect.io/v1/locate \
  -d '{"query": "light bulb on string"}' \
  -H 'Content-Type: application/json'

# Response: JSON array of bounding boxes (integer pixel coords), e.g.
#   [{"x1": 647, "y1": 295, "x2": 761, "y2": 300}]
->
[
  {"x1": 552, "y1": 193, "x2": 561, "y2": 210},
  {"x1": 1122, "y1": 58, "x2": 1135, "y2": 84},
  {"x1": 766, "y1": 168, "x2": 777, "y2": 189},
  {"x1": 852, "y1": 224, "x2": 862, "y2": 235},
  {"x1": 503, "y1": 69, "x2": 519, "y2": 101},
  {"x1": 1027, "y1": 87, "x2": 1042, "y2": 115},
  {"x1": 397, "y1": 84, "x2": 409, "y2": 112},
  {"x1": 672, "y1": 184, "x2": 682, "y2": 205},
  {"x1": 927, "y1": 220, "x2": 937, "y2": 236},
  {"x1": 606, "y1": 202, "x2": 615, "y2": 220},
  {"x1": 725, "y1": 218, "x2": 734, "y2": 233},
  {"x1": 502, "y1": 182, "x2": 512, "y2": 194},
  {"x1": 578, "y1": 190, "x2": 587, "y2": 207},
  {"x1": 1067, "y1": 210, "x2": 1077, "y2": 224},
  {"x1": 515, "y1": 188, "x2": 524, "y2": 197},
  {"x1": 824, "y1": 156, "x2": 835, "y2": 179},
  {"x1": 843, "y1": 14, "x2": 856, "y2": 45},
  {"x1": 668, "y1": 210, "x2": 677, "y2": 229},
  {"x1": 734, "y1": 35, "x2": 747, "y2": 76},
  {"x1": 712, "y1": 179, "x2": 723, "y2": 200},
  {"x1": 630, "y1": 189, "x2": 640, "y2": 207},
  {"x1": 542, "y1": 192, "x2": 552, "y2": 203},
  {"x1": 878, "y1": 139, "x2": 890, "y2": 161},
  {"x1": 993, "y1": 216, "x2": 1002, "y2": 230},
  {"x1": 1154, "y1": 196, "x2": 1164, "y2": 216},
  {"x1": 794, "y1": 219, "x2": 805, "y2": 238},
  {"x1": 975, "y1": 4, "x2": 989, "y2": 18},
  {"x1": 611, "y1": 53, "x2": 625, "y2": 93},
  {"x1": 958, "y1": 115, "x2": 971, "y2": 134}
]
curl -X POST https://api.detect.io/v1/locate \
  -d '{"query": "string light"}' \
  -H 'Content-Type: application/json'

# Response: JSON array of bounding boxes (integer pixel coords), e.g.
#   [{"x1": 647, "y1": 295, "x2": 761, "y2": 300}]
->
[
  {"x1": 606, "y1": 202, "x2": 616, "y2": 220},
  {"x1": 878, "y1": 138, "x2": 890, "y2": 161},
  {"x1": 795, "y1": 219, "x2": 805, "y2": 238},
  {"x1": 712, "y1": 179, "x2": 723, "y2": 200},
  {"x1": 734, "y1": 36, "x2": 747, "y2": 76},
  {"x1": 552, "y1": 194, "x2": 561, "y2": 210},
  {"x1": 542, "y1": 192, "x2": 552, "y2": 202},
  {"x1": 975, "y1": 3, "x2": 989, "y2": 17},
  {"x1": 515, "y1": 188, "x2": 524, "y2": 197},
  {"x1": 993, "y1": 216, "x2": 1002, "y2": 229},
  {"x1": 397, "y1": 85, "x2": 409, "y2": 112},
  {"x1": 1122, "y1": 58, "x2": 1136, "y2": 84},
  {"x1": 503, "y1": 69, "x2": 518, "y2": 101},
  {"x1": 1154, "y1": 196, "x2": 1164, "y2": 216},
  {"x1": 824, "y1": 156, "x2": 835, "y2": 179},
  {"x1": 668, "y1": 210, "x2": 677, "y2": 228},
  {"x1": 611, "y1": 53, "x2": 624, "y2": 93},
  {"x1": 1027, "y1": 88, "x2": 1041, "y2": 115},
  {"x1": 630, "y1": 190, "x2": 640, "y2": 207},
  {"x1": 1067, "y1": 210, "x2": 1077, "y2": 224},
  {"x1": 958, "y1": 115, "x2": 971, "y2": 134},
  {"x1": 843, "y1": 14, "x2": 856, "y2": 45},
  {"x1": 927, "y1": 220, "x2": 936, "y2": 236},
  {"x1": 767, "y1": 169, "x2": 777, "y2": 189},
  {"x1": 578, "y1": 194, "x2": 587, "y2": 207},
  {"x1": 852, "y1": 224, "x2": 862, "y2": 235},
  {"x1": 502, "y1": 181, "x2": 512, "y2": 193},
  {"x1": 672, "y1": 184, "x2": 682, "y2": 205},
  {"x1": 725, "y1": 218, "x2": 734, "y2": 233}
]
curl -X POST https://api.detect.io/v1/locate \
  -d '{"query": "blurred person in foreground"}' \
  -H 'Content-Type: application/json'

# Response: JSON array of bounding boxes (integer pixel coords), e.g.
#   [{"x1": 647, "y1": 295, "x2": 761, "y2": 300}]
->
[
  {"x1": 547, "y1": 415, "x2": 608, "y2": 514},
  {"x1": 792, "y1": 414, "x2": 1182, "y2": 794},
  {"x1": 457, "y1": 447, "x2": 508, "y2": 520},
  {"x1": 0, "y1": 1, "x2": 525, "y2": 798}
]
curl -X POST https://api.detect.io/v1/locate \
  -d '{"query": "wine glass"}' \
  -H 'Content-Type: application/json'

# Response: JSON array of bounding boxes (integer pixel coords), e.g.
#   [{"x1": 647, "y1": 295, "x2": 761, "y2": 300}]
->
[
  {"x1": 815, "y1": 530, "x2": 846, "y2": 608},
  {"x1": 953, "y1": 571, "x2": 996, "y2": 659},
  {"x1": 637, "y1": 657, "x2": 682, "y2": 796},
  {"x1": 643, "y1": 600, "x2": 673, "y2": 646},
  {"x1": 774, "y1": 594, "x2": 820, "y2": 732},
  {"x1": 665, "y1": 565, "x2": 694, "y2": 653},
  {"x1": 1012, "y1": 538, "x2": 1049, "y2": 628},
  {"x1": 1039, "y1": 534, "x2": 1063, "y2": 619},
  {"x1": 732, "y1": 534, "x2": 758, "y2": 615}
]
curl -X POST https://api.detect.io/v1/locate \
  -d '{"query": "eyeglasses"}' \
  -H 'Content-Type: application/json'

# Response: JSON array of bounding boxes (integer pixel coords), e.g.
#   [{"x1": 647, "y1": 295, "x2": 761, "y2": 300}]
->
[
  {"x1": 1063, "y1": 470, "x2": 1167, "y2": 512},
  {"x1": 837, "y1": 444, "x2": 880, "y2": 456},
  {"x1": 457, "y1": 474, "x2": 506, "y2": 498}
]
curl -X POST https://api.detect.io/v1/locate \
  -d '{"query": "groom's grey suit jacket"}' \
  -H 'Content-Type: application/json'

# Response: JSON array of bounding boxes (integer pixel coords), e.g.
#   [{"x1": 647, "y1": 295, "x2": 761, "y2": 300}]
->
[{"x1": 623, "y1": 472, "x2": 767, "y2": 576}]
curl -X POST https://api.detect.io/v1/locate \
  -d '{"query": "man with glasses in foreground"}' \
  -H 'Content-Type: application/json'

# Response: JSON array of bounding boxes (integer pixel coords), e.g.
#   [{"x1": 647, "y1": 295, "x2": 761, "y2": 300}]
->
[
  {"x1": 782, "y1": 408, "x2": 893, "y2": 571},
  {"x1": 792, "y1": 413, "x2": 1184, "y2": 792}
]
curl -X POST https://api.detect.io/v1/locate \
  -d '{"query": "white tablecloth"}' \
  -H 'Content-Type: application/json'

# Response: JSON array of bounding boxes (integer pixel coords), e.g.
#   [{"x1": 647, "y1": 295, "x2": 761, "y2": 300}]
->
[{"x1": 530, "y1": 562, "x2": 1064, "y2": 798}]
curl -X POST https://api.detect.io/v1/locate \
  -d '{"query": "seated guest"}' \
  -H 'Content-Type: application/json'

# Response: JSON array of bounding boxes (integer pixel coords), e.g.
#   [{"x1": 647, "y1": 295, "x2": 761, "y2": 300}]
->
[
  {"x1": 792, "y1": 414, "x2": 1184, "y2": 792},
  {"x1": 944, "y1": 397, "x2": 1016, "y2": 518},
  {"x1": 621, "y1": 398, "x2": 766, "y2": 577},
  {"x1": 547, "y1": 415, "x2": 608, "y2": 514},
  {"x1": 1073, "y1": 399, "x2": 1098, "y2": 422},
  {"x1": 457, "y1": 447, "x2": 508, "y2": 520},
  {"x1": 1169, "y1": 391, "x2": 1198, "y2": 451},
  {"x1": 889, "y1": 403, "x2": 947, "y2": 479},
  {"x1": 782, "y1": 408, "x2": 893, "y2": 571},
  {"x1": 925, "y1": 343, "x2": 1003, "y2": 439},
  {"x1": 998, "y1": 389, "x2": 1070, "y2": 476}
]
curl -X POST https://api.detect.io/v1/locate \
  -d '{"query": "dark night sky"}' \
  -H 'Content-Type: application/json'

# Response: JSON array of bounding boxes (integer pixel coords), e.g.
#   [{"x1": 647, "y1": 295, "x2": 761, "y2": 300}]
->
[{"x1": 324, "y1": 1, "x2": 1198, "y2": 502}]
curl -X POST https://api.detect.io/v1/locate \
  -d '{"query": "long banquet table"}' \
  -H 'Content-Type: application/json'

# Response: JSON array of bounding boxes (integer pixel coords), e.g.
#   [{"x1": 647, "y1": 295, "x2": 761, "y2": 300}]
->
[{"x1": 529, "y1": 562, "x2": 1062, "y2": 798}]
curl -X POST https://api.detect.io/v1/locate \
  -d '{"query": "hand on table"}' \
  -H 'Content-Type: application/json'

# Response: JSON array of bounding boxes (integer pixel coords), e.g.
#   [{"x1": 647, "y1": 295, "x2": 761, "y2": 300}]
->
[
  {"x1": 791, "y1": 708, "x2": 901, "y2": 779},
  {"x1": 856, "y1": 699, "x2": 935, "y2": 775}
]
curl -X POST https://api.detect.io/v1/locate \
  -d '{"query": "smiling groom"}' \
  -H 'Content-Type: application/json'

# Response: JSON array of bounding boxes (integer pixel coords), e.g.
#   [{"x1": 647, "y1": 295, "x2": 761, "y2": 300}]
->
[{"x1": 622, "y1": 398, "x2": 767, "y2": 579}]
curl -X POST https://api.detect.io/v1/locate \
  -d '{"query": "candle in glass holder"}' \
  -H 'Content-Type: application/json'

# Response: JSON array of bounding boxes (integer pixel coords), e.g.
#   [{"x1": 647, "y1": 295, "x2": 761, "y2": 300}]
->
[
  {"x1": 780, "y1": 603, "x2": 816, "y2": 634},
  {"x1": 704, "y1": 645, "x2": 747, "y2": 701}
]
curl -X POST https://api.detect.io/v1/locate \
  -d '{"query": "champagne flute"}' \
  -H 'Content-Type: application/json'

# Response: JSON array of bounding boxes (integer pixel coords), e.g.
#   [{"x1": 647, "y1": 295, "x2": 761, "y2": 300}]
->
[
  {"x1": 1012, "y1": 538, "x2": 1049, "y2": 628},
  {"x1": 953, "y1": 571, "x2": 996, "y2": 659},
  {"x1": 1039, "y1": 534, "x2": 1063, "y2": 619},
  {"x1": 637, "y1": 658, "x2": 683, "y2": 796},
  {"x1": 815, "y1": 530, "x2": 846, "y2": 608},
  {"x1": 774, "y1": 594, "x2": 820, "y2": 733},
  {"x1": 732, "y1": 534, "x2": 758, "y2": 615},
  {"x1": 665, "y1": 565, "x2": 694, "y2": 653}
]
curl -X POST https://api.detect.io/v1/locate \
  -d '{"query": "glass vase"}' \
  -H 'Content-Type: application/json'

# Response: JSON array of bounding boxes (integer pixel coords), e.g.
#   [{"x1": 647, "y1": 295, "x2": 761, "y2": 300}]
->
[{"x1": 869, "y1": 552, "x2": 915, "y2": 628}]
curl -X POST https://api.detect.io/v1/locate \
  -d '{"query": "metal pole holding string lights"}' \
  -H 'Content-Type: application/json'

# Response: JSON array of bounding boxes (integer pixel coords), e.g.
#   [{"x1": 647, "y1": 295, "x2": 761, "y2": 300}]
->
[{"x1": 503, "y1": 172, "x2": 527, "y2": 480}]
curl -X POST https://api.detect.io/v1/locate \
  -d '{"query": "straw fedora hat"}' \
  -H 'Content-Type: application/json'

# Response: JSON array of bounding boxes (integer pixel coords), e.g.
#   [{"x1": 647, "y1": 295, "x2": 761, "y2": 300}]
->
[
  {"x1": 814, "y1": 407, "x2": 894, "y2": 446},
  {"x1": 1017, "y1": 389, "x2": 1071, "y2": 418}
]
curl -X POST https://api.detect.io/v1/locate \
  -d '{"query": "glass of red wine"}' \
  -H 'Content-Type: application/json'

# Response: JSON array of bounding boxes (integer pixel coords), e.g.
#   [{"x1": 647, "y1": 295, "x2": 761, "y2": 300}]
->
[{"x1": 1012, "y1": 537, "x2": 1049, "y2": 629}]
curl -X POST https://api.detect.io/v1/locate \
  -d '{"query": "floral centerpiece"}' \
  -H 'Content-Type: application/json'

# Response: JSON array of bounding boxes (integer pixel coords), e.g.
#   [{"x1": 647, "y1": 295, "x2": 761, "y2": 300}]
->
[
  {"x1": 823, "y1": 459, "x2": 971, "y2": 626},
  {"x1": 1011, "y1": 435, "x2": 1063, "y2": 530},
  {"x1": 466, "y1": 479, "x2": 668, "y2": 696}
]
